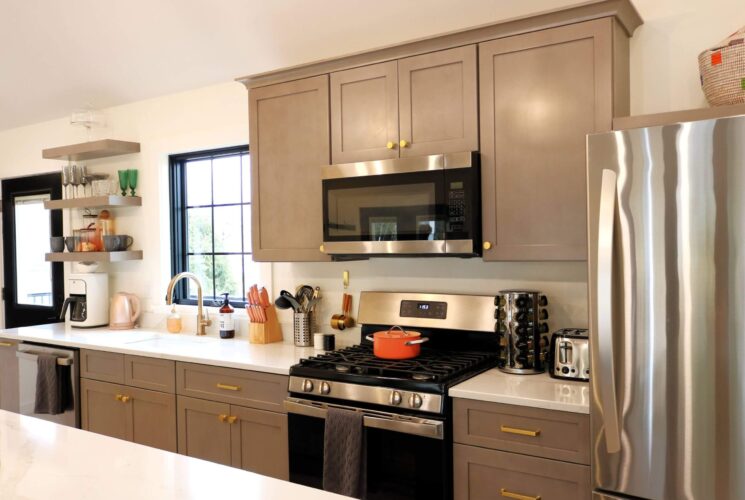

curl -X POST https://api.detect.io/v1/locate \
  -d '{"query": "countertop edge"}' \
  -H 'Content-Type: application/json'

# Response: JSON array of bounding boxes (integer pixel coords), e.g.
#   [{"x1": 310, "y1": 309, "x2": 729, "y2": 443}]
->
[{"x1": 448, "y1": 387, "x2": 590, "y2": 414}]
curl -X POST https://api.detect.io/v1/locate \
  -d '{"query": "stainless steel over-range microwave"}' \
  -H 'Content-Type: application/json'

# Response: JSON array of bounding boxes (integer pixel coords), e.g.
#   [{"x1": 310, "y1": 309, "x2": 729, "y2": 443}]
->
[{"x1": 321, "y1": 152, "x2": 481, "y2": 257}]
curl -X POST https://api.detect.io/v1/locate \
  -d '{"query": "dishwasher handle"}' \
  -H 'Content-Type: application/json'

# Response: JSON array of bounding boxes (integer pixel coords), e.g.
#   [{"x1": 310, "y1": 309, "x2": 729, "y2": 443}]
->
[{"x1": 16, "y1": 350, "x2": 73, "y2": 366}]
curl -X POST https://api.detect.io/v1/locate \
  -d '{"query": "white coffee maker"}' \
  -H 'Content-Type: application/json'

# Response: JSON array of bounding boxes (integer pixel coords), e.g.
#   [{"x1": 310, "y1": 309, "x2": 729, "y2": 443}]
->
[{"x1": 60, "y1": 273, "x2": 109, "y2": 328}]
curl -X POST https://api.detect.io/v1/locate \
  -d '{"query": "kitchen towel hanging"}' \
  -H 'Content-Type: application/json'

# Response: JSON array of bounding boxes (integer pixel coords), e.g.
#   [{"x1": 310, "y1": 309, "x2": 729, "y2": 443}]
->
[
  {"x1": 323, "y1": 407, "x2": 366, "y2": 499},
  {"x1": 34, "y1": 354, "x2": 73, "y2": 415}
]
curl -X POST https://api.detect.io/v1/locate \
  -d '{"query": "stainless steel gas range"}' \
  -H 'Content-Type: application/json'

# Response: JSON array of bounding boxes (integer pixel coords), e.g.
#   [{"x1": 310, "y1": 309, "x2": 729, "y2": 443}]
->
[{"x1": 286, "y1": 291, "x2": 498, "y2": 500}]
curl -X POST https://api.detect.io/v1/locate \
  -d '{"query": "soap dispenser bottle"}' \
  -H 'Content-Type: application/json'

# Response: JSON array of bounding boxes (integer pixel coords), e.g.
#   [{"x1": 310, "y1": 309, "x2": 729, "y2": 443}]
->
[
  {"x1": 219, "y1": 293, "x2": 235, "y2": 339},
  {"x1": 167, "y1": 304, "x2": 182, "y2": 333}
]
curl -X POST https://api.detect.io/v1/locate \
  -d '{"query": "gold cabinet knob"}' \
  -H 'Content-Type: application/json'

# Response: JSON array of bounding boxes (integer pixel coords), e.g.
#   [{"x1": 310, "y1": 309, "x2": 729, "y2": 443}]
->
[
  {"x1": 218, "y1": 414, "x2": 228, "y2": 423},
  {"x1": 399, "y1": 139, "x2": 409, "y2": 148},
  {"x1": 483, "y1": 241, "x2": 492, "y2": 250},
  {"x1": 227, "y1": 415, "x2": 238, "y2": 424},
  {"x1": 115, "y1": 394, "x2": 123, "y2": 401},
  {"x1": 386, "y1": 141, "x2": 396, "y2": 150},
  {"x1": 320, "y1": 244, "x2": 325, "y2": 253},
  {"x1": 120, "y1": 395, "x2": 131, "y2": 403}
]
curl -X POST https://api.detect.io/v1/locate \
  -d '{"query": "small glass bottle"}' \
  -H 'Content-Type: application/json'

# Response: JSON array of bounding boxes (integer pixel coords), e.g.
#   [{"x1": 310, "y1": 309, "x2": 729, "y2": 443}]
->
[
  {"x1": 167, "y1": 305, "x2": 182, "y2": 333},
  {"x1": 219, "y1": 293, "x2": 235, "y2": 339}
]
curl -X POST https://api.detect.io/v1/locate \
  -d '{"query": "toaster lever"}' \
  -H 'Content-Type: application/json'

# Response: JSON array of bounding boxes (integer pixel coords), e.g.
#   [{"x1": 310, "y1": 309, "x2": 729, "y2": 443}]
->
[{"x1": 559, "y1": 341, "x2": 573, "y2": 364}]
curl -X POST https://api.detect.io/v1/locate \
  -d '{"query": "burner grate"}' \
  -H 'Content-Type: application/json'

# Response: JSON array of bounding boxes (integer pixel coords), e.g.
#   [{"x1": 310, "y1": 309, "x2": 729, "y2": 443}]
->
[{"x1": 299, "y1": 344, "x2": 497, "y2": 383}]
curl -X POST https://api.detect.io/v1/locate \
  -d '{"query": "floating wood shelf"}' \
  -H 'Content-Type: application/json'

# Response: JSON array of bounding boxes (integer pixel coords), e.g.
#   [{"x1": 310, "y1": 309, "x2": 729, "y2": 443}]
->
[
  {"x1": 42, "y1": 139, "x2": 140, "y2": 161},
  {"x1": 44, "y1": 195, "x2": 142, "y2": 210},
  {"x1": 45, "y1": 251, "x2": 143, "y2": 263}
]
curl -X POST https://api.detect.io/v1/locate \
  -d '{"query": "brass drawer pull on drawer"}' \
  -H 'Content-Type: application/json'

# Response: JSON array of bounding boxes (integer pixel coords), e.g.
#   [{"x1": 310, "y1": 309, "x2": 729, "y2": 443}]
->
[
  {"x1": 500, "y1": 425, "x2": 540, "y2": 437},
  {"x1": 500, "y1": 488, "x2": 541, "y2": 500},
  {"x1": 216, "y1": 383, "x2": 240, "y2": 391},
  {"x1": 0, "y1": 342, "x2": 14, "y2": 347}
]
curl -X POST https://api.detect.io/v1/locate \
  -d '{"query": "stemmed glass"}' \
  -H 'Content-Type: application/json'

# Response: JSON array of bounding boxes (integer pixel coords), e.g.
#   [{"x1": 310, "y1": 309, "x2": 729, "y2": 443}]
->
[
  {"x1": 80, "y1": 165, "x2": 89, "y2": 198},
  {"x1": 70, "y1": 164, "x2": 82, "y2": 198},
  {"x1": 118, "y1": 170, "x2": 129, "y2": 196},
  {"x1": 61, "y1": 164, "x2": 71, "y2": 199},
  {"x1": 127, "y1": 169, "x2": 138, "y2": 196}
]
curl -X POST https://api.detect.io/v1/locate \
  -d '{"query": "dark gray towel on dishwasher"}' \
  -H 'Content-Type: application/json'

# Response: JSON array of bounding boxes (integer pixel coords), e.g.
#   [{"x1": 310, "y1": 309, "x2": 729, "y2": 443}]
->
[
  {"x1": 323, "y1": 407, "x2": 366, "y2": 499},
  {"x1": 34, "y1": 353, "x2": 62, "y2": 414}
]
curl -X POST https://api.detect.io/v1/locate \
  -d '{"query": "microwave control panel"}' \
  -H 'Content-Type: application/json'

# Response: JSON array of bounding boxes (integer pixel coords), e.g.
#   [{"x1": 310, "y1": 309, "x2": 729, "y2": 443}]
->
[
  {"x1": 400, "y1": 300, "x2": 448, "y2": 320},
  {"x1": 447, "y1": 181, "x2": 466, "y2": 231}
]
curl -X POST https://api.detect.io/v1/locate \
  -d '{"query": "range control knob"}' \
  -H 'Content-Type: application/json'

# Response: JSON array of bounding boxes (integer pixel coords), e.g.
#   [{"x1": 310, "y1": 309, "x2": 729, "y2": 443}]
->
[
  {"x1": 409, "y1": 393, "x2": 423, "y2": 409},
  {"x1": 389, "y1": 391, "x2": 402, "y2": 406},
  {"x1": 302, "y1": 379, "x2": 314, "y2": 393},
  {"x1": 320, "y1": 381, "x2": 331, "y2": 395}
]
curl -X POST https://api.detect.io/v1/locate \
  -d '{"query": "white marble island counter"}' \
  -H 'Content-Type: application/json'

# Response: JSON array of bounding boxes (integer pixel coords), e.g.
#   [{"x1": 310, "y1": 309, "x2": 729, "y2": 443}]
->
[
  {"x1": 449, "y1": 368, "x2": 590, "y2": 414},
  {"x1": 0, "y1": 410, "x2": 347, "y2": 500},
  {"x1": 0, "y1": 323, "x2": 317, "y2": 375}
]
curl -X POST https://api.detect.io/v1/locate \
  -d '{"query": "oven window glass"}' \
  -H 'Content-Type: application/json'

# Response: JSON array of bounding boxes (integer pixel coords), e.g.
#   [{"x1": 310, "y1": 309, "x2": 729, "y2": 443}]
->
[{"x1": 324, "y1": 172, "x2": 446, "y2": 242}]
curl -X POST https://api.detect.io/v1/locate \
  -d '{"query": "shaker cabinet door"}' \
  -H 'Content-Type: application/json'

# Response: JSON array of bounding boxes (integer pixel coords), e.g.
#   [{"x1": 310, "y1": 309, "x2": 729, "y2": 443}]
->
[
  {"x1": 480, "y1": 19, "x2": 614, "y2": 260},
  {"x1": 177, "y1": 395, "x2": 232, "y2": 466},
  {"x1": 0, "y1": 340, "x2": 19, "y2": 412},
  {"x1": 249, "y1": 75, "x2": 331, "y2": 262},
  {"x1": 398, "y1": 45, "x2": 478, "y2": 157},
  {"x1": 81, "y1": 378, "x2": 130, "y2": 441},
  {"x1": 129, "y1": 386, "x2": 177, "y2": 452},
  {"x1": 230, "y1": 405, "x2": 289, "y2": 480},
  {"x1": 330, "y1": 61, "x2": 399, "y2": 164}
]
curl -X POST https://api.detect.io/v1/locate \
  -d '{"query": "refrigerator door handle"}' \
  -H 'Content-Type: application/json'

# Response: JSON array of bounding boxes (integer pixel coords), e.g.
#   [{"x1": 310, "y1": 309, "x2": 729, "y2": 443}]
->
[{"x1": 597, "y1": 169, "x2": 621, "y2": 453}]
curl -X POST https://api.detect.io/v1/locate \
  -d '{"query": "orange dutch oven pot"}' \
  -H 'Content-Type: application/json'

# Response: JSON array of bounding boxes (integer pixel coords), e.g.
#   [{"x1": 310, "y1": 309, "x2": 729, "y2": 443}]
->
[{"x1": 365, "y1": 325, "x2": 429, "y2": 360}]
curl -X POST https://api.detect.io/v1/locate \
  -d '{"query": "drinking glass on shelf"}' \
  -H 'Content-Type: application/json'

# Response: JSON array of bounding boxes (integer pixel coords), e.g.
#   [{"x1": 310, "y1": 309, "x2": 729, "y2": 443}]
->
[
  {"x1": 80, "y1": 165, "x2": 89, "y2": 198},
  {"x1": 61, "y1": 164, "x2": 71, "y2": 199},
  {"x1": 127, "y1": 169, "x2": 138, "y2": 196},
  {"x1": 117, "y1": 170, "x2": 129, "y2": 196},
  {"x1": 70, "y1": 164, "x2": 82, "y2": 198}
]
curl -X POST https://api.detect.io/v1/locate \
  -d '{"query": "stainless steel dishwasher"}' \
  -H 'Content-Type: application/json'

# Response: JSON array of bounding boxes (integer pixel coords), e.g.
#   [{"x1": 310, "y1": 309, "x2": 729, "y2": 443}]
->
[{"x1": 17, "y1": 342, "x2": 80, "y2": 428}]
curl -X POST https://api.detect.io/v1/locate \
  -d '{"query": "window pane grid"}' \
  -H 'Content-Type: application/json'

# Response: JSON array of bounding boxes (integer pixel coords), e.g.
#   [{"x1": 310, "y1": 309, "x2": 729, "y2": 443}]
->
[{"x1": 171, "y1": 147, "x2": 251, "y2": 304}]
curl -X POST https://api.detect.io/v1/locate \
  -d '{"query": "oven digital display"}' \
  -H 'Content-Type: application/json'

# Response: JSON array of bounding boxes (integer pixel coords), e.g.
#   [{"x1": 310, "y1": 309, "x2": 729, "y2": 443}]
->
[{"x1": 400, "y1": 300, "x2": 447, "y2": 319}]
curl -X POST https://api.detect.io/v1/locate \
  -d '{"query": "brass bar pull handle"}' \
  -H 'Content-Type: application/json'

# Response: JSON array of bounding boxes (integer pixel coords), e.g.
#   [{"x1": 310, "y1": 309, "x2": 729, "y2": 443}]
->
[
  {"x1": 216, "y1": 383, "x2": 240, "y2": 391},
  {"x1": 500, "y1": 425, "x2": 540, "y2": 437},
  {"x1": 121, "y1": 395, "x2": 131, "y2": 403},
  {"x1": 500, "y1": 488, "x2": 541, "y2": 500},
  {"x1": 218, "y1": 414, "x2": 228, "y2": 422},
  {"x1": 226, "y1": 415, "x2": 238, "y2": 424},
  {"x1": 0, "y1": 342, "x2": 13, "y2": 347}
]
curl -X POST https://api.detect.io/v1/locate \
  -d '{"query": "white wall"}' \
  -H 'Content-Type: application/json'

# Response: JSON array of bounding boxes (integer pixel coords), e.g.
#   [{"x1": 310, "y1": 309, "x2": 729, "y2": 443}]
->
[{"x1": 0, "y1": 0, "x2": 740, "y2": 337}]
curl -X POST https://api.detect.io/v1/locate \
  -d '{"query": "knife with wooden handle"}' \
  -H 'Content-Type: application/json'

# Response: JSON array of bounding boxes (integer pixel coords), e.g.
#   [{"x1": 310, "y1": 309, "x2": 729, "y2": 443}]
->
[{"x1": 259, "y1": 287, "x2": 270, "y2": 308}]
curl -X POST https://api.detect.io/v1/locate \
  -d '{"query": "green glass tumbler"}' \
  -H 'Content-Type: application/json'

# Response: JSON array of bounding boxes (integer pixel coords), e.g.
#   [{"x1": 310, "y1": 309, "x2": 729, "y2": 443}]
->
[
  {"x1": 128, "y1": 169, "x2": 138, "y2": 196},
  {"x1": 118, "y1": 170, "x2": 129, "y2": 196}
]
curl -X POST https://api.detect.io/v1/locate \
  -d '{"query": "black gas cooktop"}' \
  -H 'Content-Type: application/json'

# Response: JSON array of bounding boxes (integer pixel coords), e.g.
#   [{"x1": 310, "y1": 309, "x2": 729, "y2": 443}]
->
[{"x1": 290, "y1": 343, "x2": 498, "y2": 394}]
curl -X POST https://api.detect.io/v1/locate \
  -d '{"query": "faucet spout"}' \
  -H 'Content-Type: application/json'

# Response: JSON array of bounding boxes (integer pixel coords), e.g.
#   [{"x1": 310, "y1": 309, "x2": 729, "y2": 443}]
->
[{"x1": 166, "y1": 272, "x2": 212, "y2": 335}]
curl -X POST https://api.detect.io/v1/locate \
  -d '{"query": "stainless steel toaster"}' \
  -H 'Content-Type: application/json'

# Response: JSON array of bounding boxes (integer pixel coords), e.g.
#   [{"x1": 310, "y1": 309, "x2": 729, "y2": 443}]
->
[{"x1": 549, "y1": 328, "x2": 589, "y2": 381}]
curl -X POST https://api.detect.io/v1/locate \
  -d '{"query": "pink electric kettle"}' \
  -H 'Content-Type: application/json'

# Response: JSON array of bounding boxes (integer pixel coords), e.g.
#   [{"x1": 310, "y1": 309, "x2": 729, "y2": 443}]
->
[{"x1": 110, "y1": 292, "x2": 141, "y2": 330}]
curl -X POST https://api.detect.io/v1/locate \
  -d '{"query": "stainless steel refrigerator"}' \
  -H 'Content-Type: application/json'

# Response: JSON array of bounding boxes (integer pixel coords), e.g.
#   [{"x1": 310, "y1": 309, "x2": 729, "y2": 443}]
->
[{"x1": 587, "y1": 113, "x2": 745, "y2": 500}]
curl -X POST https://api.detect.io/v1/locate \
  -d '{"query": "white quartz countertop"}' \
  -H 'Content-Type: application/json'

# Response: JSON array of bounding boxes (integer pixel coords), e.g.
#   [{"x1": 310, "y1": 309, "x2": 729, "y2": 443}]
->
[
  {"x1": 449, "y1": 368, "x2": 590, "y2": 414},
  {"x1": 0, "y1": 410, "x2": 348, "y2": 500},
  {"x1": 0, "y1": 323, "x2": 317, "y2": 375}
]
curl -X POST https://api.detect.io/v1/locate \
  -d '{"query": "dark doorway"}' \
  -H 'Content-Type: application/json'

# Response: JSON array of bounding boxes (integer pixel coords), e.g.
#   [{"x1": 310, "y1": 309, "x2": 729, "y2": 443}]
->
[{"x1": 2, "y1": 173, "x2": 64, "y2": 328}]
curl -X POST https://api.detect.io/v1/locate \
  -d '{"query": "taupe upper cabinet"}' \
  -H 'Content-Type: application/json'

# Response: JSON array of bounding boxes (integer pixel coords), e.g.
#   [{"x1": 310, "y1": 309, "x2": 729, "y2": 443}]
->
[
  {"x1": 398, "y1": 45, "x2": 478, "y2": 157},
  {"x1": 249, "y1": 75, "x2": 331, "y2": 262},
  {"x1": 480, "y1": 18, "x2": 627, "y2": 260},
  {"x1": 329, "y1": 45, "x2": 478, "y2": 164},
  {"x1": 331, "y1": 61, "x2": 399, "y2": 163}
]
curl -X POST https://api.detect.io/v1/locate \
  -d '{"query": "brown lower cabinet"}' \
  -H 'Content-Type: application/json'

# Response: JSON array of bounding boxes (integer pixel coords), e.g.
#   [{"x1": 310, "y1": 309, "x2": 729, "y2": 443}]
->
[
  {"x1": 177, "y1": 395, "x2": 289, "y2": 480},
  {"x1": 0, "y1": 339, "x2": 19, "y2": 412},
  {"x1": 81, "y1": 378, "x2": 177, "y2": 452},
  {"x1": 453, "y1": 444, "x2": 590, "y2": 500}
]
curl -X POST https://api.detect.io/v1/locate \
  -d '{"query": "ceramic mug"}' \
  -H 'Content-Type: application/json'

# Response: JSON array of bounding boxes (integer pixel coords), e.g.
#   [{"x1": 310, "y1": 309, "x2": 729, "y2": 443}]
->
[
  {"x1": 50, "y1": 236, "x2": 64, "y2": 253},
  {"x1": 64, "y1": 236, "x2": 78, "y2": 252},
  {"x1": 103, "y1": 234, "x2": 134, "y2": 251}
]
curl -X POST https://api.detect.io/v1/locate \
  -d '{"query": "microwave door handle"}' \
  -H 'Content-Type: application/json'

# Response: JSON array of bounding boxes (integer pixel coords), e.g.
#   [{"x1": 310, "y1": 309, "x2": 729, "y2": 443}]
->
[{"x1": 597, "y1": 168, "x2": 621, "y2": 454}]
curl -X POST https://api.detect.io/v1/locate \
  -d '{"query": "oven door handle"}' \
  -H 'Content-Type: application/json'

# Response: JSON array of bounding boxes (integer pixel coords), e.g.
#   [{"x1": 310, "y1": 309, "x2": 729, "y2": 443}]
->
[{"x1": 284, "y1": 398, "x2": 444, "y2": 440}]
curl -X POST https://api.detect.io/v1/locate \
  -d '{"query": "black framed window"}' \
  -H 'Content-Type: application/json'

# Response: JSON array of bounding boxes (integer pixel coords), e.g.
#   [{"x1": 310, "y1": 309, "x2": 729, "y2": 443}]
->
[{"x1": 169, "y1": 145, "x2": 254, "y2": 306}]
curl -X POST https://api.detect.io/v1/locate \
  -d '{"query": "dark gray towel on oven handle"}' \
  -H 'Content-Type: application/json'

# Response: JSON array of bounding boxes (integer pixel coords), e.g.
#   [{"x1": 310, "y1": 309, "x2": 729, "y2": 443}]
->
[
  {"x1": 34, "y1": 353, "x2": 62, "y2": 414},
  {"x1": 323, "y1": 406, "x2": 366, "y2": 499}
]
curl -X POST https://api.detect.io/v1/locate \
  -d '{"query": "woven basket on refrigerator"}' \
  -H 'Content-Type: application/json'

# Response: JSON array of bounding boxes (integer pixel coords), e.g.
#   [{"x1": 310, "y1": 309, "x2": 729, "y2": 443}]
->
[{"x1": 699, "y1": 26, "x2": 745, "y2": 106}]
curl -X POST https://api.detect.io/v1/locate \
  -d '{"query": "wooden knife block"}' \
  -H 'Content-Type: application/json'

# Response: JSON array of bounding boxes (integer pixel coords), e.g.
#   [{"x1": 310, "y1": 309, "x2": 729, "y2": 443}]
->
[{"x1": 248, "y1": 305, "x2": 283, "y2": 344}]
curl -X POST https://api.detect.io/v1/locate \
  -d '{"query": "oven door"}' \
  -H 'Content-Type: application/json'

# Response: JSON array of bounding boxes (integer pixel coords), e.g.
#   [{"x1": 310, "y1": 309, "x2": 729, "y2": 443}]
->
[
  {"x1": 286, "y1": 397, "x2": 451, "y2": 500},
  {"x1": 322, "y1": 152, "x2": 479, "y2": 256}
]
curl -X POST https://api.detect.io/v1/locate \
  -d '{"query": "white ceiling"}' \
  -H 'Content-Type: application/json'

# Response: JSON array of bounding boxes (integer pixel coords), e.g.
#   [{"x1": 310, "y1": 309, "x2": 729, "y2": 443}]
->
[{"x1": 0, "y1": 0, "x2": 597, "y2": 131}]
